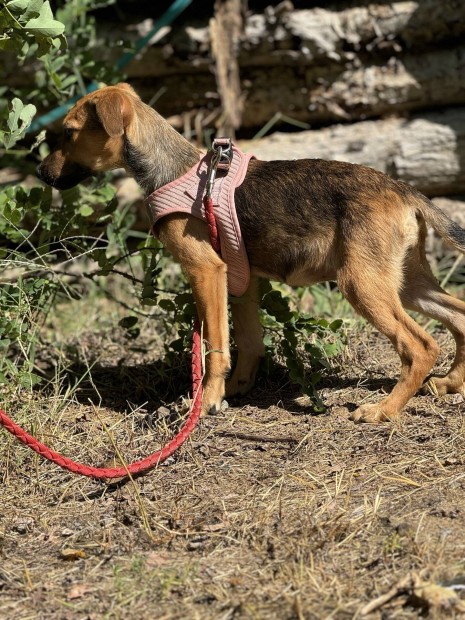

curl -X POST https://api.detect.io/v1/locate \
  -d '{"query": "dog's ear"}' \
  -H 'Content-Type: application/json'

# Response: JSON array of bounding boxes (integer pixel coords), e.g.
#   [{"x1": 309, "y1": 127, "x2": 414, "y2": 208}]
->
[
  {"x1": 95, "y1": 90, "x2": 134, "y2": 138},
  {"x1": 116, "y1": 82, "x2": 135, "y2": 93}
]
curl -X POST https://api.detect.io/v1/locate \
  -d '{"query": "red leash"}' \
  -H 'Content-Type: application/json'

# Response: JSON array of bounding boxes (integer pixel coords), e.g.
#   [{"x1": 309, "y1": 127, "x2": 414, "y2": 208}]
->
[
  {"x1": 0, "y1": 324, "x2": 202, "y2": 479},
  {"x1": 0, "y1": 146, "x2": 226, "y2": 479}
]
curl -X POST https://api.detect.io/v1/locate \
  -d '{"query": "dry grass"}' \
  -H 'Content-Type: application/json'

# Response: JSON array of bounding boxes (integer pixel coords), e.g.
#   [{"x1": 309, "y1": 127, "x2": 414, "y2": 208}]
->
[{"x1": 1, "y1": 290, "x2": 465, "y2": 619}]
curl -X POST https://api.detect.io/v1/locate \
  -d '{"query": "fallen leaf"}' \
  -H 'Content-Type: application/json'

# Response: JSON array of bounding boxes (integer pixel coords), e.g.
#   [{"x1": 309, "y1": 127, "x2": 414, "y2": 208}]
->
[
  {"x1": 411, "y1": 581, "x2": 465, "y2": 613},
  {"x1": 145, "y1": 551, "x2": 172, "y2": 568},
  {"x1": 60, "y1": 548, "x2": 87, "y2": 561},
  {"x1": 67, "y1": 583, "x2": 93, "y2": 600}
]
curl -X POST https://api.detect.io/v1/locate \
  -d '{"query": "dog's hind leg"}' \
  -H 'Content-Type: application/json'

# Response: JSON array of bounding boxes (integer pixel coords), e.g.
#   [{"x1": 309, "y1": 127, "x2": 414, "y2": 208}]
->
[
  {"x1": 159, "y1": 214, "x2": 230, "y2": 415},
  {"x1": 226, "y1": 275, "x2": 265, "y2": 397},
  {"x1": 338, "y1": 267, "x2": 440, "y2": 423},
  {"x1": 401, "y1": 263, "x2": 465, "y2": 397}
]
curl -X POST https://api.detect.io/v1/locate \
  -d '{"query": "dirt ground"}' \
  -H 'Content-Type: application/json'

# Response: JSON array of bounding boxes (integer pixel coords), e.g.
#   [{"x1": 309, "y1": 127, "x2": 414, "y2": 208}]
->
[{"x1": 1, "y1": 296, "x2": 465, "y2": 619}]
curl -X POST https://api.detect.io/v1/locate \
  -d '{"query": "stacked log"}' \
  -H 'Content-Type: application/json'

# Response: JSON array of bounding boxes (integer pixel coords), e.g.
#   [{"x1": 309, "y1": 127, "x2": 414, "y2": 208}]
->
[
  {"x1": 239, "y1": 108, "x2": 465, "y2": 197},
  {"x1": 107, "y1": 1, "x2": 465, "y2": 203},
  {"x1": 113, "y1": 0, "x2": 465, "y2": 132}
]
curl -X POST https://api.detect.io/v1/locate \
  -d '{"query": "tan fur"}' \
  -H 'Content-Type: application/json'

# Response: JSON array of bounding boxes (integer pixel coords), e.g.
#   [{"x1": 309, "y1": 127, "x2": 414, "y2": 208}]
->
[{"x1": 37, "y1": 83, "x2": 465, "y2": 423}]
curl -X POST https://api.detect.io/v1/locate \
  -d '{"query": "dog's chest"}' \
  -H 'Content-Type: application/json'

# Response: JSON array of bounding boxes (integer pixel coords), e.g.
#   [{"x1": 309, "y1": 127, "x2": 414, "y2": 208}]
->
[{"x1": 146, "y1": 146, "x2": 255, "y2": 297}]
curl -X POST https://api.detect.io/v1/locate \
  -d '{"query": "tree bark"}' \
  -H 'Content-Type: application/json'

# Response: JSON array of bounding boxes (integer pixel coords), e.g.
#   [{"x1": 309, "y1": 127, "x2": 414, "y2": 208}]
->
[
  {"x1": 241, "y1": 45, "x2": 465, "y2": 127},
  {"x1": 241, "y1": 0, "x2": 465, "y2": 65},
  {"x1": 119, "y1": 43, "x2": 465, "y2": 131},
  {"x1": 210, "y1": 0, "x2": 246, "y2": 137},
  {"x1": 77, "y1": 0, "x2": 465, "y2": 129},
  {"x1": 239, "y1": 107, "x2": 465, "y2": 197}
]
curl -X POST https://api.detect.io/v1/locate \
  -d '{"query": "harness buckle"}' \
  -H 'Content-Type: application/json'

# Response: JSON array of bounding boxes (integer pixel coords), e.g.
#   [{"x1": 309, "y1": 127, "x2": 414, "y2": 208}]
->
[
  {"x1": 213, "y1": 138, "x2": 232, "y2": 170},
  {"x1": 205, "y1": 138, "x2": 233, "y2": 200}
]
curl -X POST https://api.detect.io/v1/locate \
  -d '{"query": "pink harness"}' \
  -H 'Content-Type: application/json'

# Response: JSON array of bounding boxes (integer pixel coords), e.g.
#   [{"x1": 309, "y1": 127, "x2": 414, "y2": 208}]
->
[{"x1": 146, "y1": 143, "x2": 253, "y2": 297}]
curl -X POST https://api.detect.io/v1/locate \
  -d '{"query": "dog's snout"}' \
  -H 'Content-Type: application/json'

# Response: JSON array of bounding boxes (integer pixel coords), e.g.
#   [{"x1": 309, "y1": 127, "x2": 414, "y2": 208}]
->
[
  {"x1": 36, "y1": 157, "x2": 93, "y2": 190},
  {"x1": 36, "y1": 163, "x2": 57, "y2": 187},
  {"x1": 36, "y1": 163, "x2": 48, "y2": 182},
  {"x1": 36, "y1": 141, "x2": 94, "y2": 189},
  {"x1": 36, "y1": 164, "x2": 45, "y2": 182}
]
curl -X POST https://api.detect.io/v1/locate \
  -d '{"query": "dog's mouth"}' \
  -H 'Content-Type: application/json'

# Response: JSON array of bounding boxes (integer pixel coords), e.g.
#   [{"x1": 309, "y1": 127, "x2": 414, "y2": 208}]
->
[{"x1": 36, "y1": 163, "x2": 93, "y2": 190}]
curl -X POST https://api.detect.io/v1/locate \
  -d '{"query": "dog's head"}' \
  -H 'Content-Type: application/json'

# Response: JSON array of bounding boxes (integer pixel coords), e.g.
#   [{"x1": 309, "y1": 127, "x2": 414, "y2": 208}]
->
[{"x1": 37, "y1": 83, "x2": 136, "y2": 190}]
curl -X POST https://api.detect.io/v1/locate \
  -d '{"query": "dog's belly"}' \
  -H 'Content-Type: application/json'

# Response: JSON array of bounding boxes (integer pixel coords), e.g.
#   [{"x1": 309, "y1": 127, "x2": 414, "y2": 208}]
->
[
  {"x1": 250, "y1": 264, "x2": 336, "y2": 287},
  {"x1": 247, "y1": 232, "x2": 338, "y2": 287},
  {"x1": 285, "y1": 266, "x2": 336, "y2": 286}
]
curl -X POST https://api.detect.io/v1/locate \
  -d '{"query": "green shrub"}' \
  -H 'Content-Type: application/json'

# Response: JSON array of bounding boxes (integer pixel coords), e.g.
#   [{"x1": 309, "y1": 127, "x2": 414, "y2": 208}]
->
[{"x1": 0, "y1": 0, "x2": 123, "y2": 387}]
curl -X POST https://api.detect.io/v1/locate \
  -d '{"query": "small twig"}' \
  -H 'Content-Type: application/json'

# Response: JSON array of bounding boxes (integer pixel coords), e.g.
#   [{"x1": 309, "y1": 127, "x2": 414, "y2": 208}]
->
[
  {"x1": 360, "y1": 574, "x2": 414, "y2": 615},
  {"x1": 360, "y1": 572, "x2": 465, "y2": 616},
  {"x1": 440, "y1": 253, "x2": 463, "y2": 289}
]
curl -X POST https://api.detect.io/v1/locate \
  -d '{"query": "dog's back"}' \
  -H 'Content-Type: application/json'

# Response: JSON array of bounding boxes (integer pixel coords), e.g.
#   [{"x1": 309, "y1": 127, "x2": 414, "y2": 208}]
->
[{"x1": 235, "y1": 158, "x2": 465, "y2": 285}]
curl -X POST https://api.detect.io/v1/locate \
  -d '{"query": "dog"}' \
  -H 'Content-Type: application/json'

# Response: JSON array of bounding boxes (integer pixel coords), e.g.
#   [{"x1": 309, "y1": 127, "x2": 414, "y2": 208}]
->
[{"x1": 37, "y1": 83, "x2": 465, "y2": 423}]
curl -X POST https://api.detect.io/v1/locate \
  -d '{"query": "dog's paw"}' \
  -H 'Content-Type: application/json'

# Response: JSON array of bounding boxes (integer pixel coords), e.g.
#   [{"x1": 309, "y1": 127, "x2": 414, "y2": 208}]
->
[
  {"x1": 421, "y1": 376, "x2": 465, "y2": 397},
  {"x1": 204, "y1": 399, "x2": 229, "y2": 416},
  {"x1": 199, "y1": 368, "x2": 228, "y2": 415},
  {"x1": 201, "y1": 382, "x2": 226, "y2": 416},
  {"x1": 350, "y1": 403, "x2": 398, "y2": 424}
]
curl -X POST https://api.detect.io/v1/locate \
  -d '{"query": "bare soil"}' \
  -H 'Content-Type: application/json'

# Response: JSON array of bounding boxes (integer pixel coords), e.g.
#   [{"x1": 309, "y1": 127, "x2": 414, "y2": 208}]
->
[{"x1": 1, "y1": 303, "x2": 465, "y2": 619}]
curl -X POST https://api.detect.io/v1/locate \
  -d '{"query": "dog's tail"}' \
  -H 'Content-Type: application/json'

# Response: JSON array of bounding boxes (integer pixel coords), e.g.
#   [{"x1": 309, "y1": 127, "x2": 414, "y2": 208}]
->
[{"x1": 415, "y1": 196, "x2": 465, "y2": 254}]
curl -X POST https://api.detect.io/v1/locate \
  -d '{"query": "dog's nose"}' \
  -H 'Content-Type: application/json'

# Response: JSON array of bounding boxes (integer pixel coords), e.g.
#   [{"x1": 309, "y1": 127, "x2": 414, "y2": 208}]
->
[{"x1": 36, "y1": 164, "x2": 54, "y2": 187}]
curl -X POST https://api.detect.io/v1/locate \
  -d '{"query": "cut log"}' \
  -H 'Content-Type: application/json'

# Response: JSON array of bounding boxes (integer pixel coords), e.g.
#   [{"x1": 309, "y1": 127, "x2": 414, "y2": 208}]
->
[
  {"x1": 122, "y1": 44, "x2": 465, "y2": 130},
  {"x1": 239, "y1": 107, "x2": 465, "y2": 197},
  {"x1": 241, "y1": 45, "x2": 465, "y2": 127},
  {"x1": 118, "y1": 0, "x2": 465, "y2": 128},
  {"x1": 241, "y1": 1, "x2": 465, "y2": 64},
  {"x1": 108, "y1": 1, "x2": 465, "y2": 74},
  {"x1": 51, "y1": 1, "x2": 465, "y2": 129}
]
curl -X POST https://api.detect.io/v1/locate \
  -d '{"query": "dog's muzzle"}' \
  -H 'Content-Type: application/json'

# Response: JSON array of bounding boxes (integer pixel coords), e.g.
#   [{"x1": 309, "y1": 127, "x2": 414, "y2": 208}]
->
[{"x1": 36, "y1": 162, "x2": 93, "y2": 190}]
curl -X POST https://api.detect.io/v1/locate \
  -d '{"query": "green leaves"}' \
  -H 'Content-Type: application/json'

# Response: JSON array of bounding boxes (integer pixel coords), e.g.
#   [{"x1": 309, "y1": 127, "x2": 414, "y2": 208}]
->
[
  {"x1": 0, "y1": 184, "x2": 47, "y2": 242},
  {"x1": 0, "y1": 0, "x2": 66, "y2": 59},
  {"x1": 0, "y1": 172, "x2": 124, "y2": 388},
  {"x1": 2, "y1": 0, "x2": 65, "y2": 37},
  {"x1": 260, "y1": 282, "x2": 344, "y2": 412},
  {"x1": 0, "y1": 0, "x2": 128, "y2": 390},
  {"x1": 79, "y1": 205, "x2": 94, "y2": 218},
  {"x1": 23, "y1": 1, "x2": 65, "y2": 38},
  {"x1": 0, "y1": 0, "x2": 67, "y2": 148},
  {"x1": 0, "y1": 97, "x2": 37, "y2": 149},
  {"x1": 0, "y1": 276, "x2": 57, "y2": 387},
  {"x1": 119, "y1": 316, "x2": 140, "y2": 339}
]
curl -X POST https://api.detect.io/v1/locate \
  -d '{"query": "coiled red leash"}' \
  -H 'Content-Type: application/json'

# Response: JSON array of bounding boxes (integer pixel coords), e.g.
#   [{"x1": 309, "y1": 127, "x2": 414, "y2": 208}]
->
[
  {"x1": 0, "y1": 325, "x2": 202, "y2": 479},
  {"x1": 0, "y1": 142, "x2": 228, "y2": 479}
]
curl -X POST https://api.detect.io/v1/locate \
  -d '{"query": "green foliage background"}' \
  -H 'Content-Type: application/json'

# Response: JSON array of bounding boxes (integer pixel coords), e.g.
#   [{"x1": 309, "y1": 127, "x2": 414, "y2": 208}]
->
[{"x1": 0, "y1": 0, "x2": 126, "y2": 386}]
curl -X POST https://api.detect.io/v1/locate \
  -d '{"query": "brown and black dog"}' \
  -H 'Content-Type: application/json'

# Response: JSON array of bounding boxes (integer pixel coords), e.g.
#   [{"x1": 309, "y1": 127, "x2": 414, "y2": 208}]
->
[{"x1": 37, "y1": 83, "x2": 465, "y2": 423}]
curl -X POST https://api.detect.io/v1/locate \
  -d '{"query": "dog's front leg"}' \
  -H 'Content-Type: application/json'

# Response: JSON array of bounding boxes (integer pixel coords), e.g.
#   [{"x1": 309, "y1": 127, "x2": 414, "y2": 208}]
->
[
  {"x1": 226, "y1": 275, "x2": 265, "y2": 398},
  {"x1": 159, "y1": 214, "x2": 229, "y2": 414}
]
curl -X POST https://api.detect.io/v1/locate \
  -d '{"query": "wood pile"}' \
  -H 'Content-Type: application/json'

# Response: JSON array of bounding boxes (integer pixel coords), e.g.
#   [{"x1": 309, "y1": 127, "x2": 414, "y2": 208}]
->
[{"x1": 108, "y1": 0, "x2": 465, "y2": 205}]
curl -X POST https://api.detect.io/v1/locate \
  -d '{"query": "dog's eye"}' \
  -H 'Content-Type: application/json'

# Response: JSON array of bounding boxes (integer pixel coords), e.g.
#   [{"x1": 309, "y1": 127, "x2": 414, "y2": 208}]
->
[{"x1": 64, "y1": 128, "x2": 74, "y2": 140}]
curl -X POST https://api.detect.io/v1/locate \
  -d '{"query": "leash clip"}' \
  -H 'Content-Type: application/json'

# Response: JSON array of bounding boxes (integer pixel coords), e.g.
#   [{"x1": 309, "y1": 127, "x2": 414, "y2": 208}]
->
[
  {"x1": 213, "y1": 137, "x2": 233, "y2": 170},
  {"x1": 205, "y1": 138, "x2": 232, "y2": 200}
]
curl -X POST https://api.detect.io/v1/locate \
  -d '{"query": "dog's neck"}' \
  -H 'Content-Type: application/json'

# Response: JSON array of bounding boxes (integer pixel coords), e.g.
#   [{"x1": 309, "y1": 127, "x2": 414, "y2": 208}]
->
[{"x1": 123, "y1": 102, "x2": 201, "y2": 195}]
